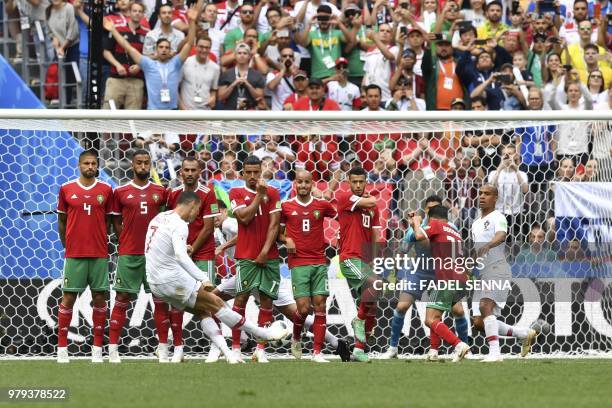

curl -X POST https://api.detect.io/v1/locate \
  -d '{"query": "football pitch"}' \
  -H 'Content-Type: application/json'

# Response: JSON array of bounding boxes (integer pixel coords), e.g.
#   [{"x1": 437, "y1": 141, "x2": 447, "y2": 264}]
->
[{"x1": 1, "y1": 359, "x2": 611, "y2": 408}]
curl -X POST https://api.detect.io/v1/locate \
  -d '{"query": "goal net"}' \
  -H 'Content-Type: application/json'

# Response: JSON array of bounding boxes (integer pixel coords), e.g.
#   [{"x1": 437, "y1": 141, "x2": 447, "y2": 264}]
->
[{"x1": 1, "y1": 110, "x2": 611, "y2": 359}]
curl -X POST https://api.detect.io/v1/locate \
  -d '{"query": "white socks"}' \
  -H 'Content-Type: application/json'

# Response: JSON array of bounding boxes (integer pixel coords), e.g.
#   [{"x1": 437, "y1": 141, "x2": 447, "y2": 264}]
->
[
  {"x1": 200, "y1": 317, "x2": 232, "y2": 357},
  {"x1": 214, "y1": 306, "x2": 269, "y2": 340},
  {"x1": 484, "y1": 315, "x2": 501, "y2": 355},
  {"x1": 497, "y1": 321, "x2": 528, "y2": 339}
]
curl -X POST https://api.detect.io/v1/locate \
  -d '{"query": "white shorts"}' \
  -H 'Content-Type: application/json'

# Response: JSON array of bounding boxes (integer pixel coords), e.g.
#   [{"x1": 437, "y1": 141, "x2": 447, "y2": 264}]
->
[
  {"x1": 471, "y1": 262, "x2": 512, "y2": 317},
  {"x1": 217, "y1": 276, "x2": 295, "y2": 308},
  {"x1": 150, "y1": 273, "x2": 202, "y2": 311}
]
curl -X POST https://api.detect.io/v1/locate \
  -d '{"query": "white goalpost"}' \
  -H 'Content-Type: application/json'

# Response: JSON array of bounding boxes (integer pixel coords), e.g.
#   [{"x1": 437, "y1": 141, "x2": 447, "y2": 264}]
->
[{"x1": 0, "y1": 109, "x2": 611, "y2": 359}]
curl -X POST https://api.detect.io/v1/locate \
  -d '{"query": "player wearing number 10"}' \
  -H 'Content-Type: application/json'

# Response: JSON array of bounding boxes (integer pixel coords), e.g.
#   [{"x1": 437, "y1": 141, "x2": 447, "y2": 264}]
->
[
  {"x1": 107, "y1": 150, "x2": 167, "y2": 363},
  {"x1": 336, "y1": 167, "x2": 382, "y2": 363},
  {"x1": 56, "y1": 150, "x2": 113, "y2": 364},
  {"x1": 280, "y1": 170, "x2": 337, "y2": 363}
]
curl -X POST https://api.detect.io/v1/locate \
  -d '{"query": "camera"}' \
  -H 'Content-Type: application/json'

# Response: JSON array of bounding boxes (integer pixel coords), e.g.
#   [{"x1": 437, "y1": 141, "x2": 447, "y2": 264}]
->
[
  {"x1": 497, "y1": 74, "x2": 513, "y2": 85},
  {"x1": 400, "y1": 26, "x2": 408, "y2": 36},
  {"x1": 474, "y1": 39, "x2": 488, "y2": 45}
]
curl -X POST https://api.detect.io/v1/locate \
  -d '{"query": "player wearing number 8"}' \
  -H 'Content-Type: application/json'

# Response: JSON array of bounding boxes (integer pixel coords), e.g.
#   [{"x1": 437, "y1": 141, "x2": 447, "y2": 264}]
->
[
  {"x1": 280, "y1": 170, "x2": 337, "y2": 363},
  {"x1": 56, "y1": 150, "x2": 113, "y2": 363},
  {"x1": 336, "y1": 167, "x2": 382, "y2": 363},
  {"x1": 107, "y1": 150, "x2": 167, "y2": 363}
]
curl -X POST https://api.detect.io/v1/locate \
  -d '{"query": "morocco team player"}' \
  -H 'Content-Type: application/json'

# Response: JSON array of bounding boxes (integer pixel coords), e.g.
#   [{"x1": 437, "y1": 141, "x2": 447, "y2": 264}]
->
[
  {"x1": 56, "y1": 150, "x2": 113, "y2": 363},
  {"x1": 164, "y1": 157, "x2": 220, "y2": 362},
  {"x1": 471, "y1": 185, "x2": 537, "y2": 362},
  {"x1": 336, "y1": 167, "x2": 382, "y2": 363},
  {"x1": 144, "y1": 191, "x2": 288, "y2": 360},
  {"x1": 229, "y1": 156, "x2": 282, "y2": 363},
  {"x1": 412, "y1": 205, "x2": 470, "y2": 362},
  {"x1": 280, "y1": 170, "x2": 338, "y2": 363},
  {"x1": 108, "y1": 150, "x2": 167, "y2": 363}
]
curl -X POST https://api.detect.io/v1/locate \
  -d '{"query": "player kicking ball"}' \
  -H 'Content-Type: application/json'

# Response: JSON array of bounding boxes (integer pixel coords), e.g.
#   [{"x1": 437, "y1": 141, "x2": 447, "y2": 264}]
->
[
  {"x1": 229, "y1": 156, "x2": 283, "y2": 363},
  {"x1": 108, "y1": 150, "x2": 167, "y2": 364},
  {"x1": 280, "y1": 170, "x2": 344, "y2": 363},
  {"x1": 56, "y1": 150, "x2": 113, "y2": 363},
  {"x1": 411, "y1": 205, "x2": 470, "y2": 362},
  {"x1": 471, "y1": 185, "x2": 537, "y2": 362},
  {"x1": 144, "y1": 191, "x2": 289, "y2": 363},
  {"x1": 336, "y1": 167, "x2": 382, "y2": 363}
]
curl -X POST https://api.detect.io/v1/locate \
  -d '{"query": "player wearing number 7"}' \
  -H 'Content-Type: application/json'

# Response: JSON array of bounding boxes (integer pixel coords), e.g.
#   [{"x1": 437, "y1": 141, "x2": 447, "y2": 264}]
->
[
  {"x1": 279, "y1": 170, "x2": 338, "y2": 363},
  {"x1": 56, "y1": 150, "x2": 113, "y2": 363},
  {"x1": 107, "y1": 150, "x2": 167, "y2": 363}
]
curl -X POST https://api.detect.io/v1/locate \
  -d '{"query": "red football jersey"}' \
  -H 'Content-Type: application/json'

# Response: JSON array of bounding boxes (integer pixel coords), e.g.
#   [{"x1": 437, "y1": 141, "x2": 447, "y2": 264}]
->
[
  {"x1": 110, "y1": 181, "x2": 167, "y2": 255},
  {"x1": 57, "y1": 179, "x2": 113, "y2": 258},
  {"x1": 166, "y1": 183, "x2": 219, "y2": 261},
  {"x1": 229, "y1": 185, "x2": 281, "y2": 260},
  {"x1": 336, "y1": 192, "x2": 380, "y2": 262},
  {"x1": 281, "y1": 197, "x2": 336, "y2": 268},
  {"x1": 422, "y1": 219, "x2": 466, "y2": 282}
]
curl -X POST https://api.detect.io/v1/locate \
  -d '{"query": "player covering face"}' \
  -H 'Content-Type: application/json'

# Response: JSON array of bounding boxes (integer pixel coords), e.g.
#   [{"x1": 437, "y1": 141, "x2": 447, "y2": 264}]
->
[
  {"x1": 280, "y1": 170, "x2": 341, "y2": 363},
  {"x1": 336, "y1": 167, "x2": 382, "y2": 363}
]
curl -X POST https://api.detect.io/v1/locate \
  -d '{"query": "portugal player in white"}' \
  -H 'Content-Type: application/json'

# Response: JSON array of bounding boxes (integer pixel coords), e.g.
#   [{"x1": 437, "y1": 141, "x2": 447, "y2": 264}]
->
[
  {"x1": 471, "y1": 185, "x2": 537, "y2": 362},
  {"x1": 144, "y1": 191, "x2": 288, "y2": 363}
]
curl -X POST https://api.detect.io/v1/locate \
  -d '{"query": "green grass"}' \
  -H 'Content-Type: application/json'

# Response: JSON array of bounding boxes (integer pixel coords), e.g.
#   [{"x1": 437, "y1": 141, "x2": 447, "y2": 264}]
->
[{"x1": 1, "y1": 359, "x2": 611, "y2": 408}]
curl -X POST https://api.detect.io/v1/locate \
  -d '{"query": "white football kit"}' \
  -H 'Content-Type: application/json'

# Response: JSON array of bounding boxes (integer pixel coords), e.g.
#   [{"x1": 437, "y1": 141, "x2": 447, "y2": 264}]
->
[
  {"x1": 145, "y1": 210, "x2": 210, "y2": 310},
  {"x1": 471, "y1": 210, "x2": 511, "y2": 316}
]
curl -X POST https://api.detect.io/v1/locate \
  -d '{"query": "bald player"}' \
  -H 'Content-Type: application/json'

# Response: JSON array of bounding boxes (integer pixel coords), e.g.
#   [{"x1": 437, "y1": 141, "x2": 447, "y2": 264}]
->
[
  {"x1": 471, "y1": 184, "x2": 537, "y2": 362},
  {"x1": 279, "y1": 170, "x2": 337, "y2": 363}
]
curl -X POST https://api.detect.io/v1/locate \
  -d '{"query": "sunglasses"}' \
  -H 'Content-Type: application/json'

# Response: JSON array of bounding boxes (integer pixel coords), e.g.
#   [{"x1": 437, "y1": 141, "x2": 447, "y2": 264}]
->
[
  {"x1": 281, "y1": 55, "x2": 294, "y2": 58},
  {"x1": 578, "y1": 26, "x2": 592, "y2": 31},
  {"x1": 590, "y1": 75, "x2": 603, "y2": 79},
  {"x1": 336, "y1": 64, "x2": 348, "y2": 69},
  {"x1": 241, "y1": 9, "x2": 254, "y2": 14}
]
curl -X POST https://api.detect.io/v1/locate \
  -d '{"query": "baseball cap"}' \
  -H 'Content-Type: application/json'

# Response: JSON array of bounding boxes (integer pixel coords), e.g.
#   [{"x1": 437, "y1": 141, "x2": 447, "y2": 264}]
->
[
  {"x1": 407, "y1": 27, "x2": 422, "y2": 35},
  {"x1": 294, "y1": 70, "x2": 308, "y2": 80},
  {"x1": 317, "y1": 4, "x2": 332, "y2": 14},
  {"x1": 335, "y1": 57, "x2": 349, "y2": 66},
  {"x1": 308, "y1": 78, "x2": 324, "y2": 87},
  {"x1": 451, "y1": 98, "x2": 466, "y2": 107}
]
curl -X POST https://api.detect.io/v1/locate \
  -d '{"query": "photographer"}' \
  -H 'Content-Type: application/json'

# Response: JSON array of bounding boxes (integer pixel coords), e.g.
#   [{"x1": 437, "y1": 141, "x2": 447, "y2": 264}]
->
[
  {"x1": 296, "y1": 4, "x2": 353, "y2": 79},
  {"x1": 266, "y1": 47, "x2": 300, "y2": 111},
  {"x1": 384, "y1": 76, "x2": 426, "y2": 111},
  {"x1": 218, "y1": 42, "x2": 266, "y2": 110}
]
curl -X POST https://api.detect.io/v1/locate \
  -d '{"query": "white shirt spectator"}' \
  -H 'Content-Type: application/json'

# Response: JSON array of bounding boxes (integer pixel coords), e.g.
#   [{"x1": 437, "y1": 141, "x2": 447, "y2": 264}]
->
[
  {"x1": 363, "y1": 45, "x2": 398, "y2": 101},
  {"x1": 266, "y1": 71, "x2": 296, "y2": 111},
  {"x1": 326, "y1": 80, "x2": 360, "y2": 111},
  {"x1": 559, "y1": 20, "x2": 598, "y2": 46},
  {"x1": 384, "y1": 96, "x2": 426, "y2": 111},
  {"x1": 215, "y1": 0, "x2": 242, "y2": 33},
  {"x1": 143, "y1": 26, "x2": 185, "y2": 57},
  {"x1": 180, "y1": 55, "x2": 220, "y2": 110},
  {"x1": 487, "y1": 169, "x2": 528, "y2": 215}
]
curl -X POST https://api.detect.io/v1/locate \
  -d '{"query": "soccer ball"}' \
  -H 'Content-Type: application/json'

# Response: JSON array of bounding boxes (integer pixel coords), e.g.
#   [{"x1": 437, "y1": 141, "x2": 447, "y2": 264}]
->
[{"x1": 269, "y1": 320, "x2": 292, "y2": 348}]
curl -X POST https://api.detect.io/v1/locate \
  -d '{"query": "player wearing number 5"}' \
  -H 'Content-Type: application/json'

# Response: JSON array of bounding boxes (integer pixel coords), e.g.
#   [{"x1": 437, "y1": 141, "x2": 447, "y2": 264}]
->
[
  {"x1": 107, "y1": 150, "x2": 167, "y2": 363},
  {"x1": 336, "y1": 167, "x2": 382, "y2": 363},
  {"x1": 229, "y1": 155, "x2": 282, "y2": 363},
  {"x1": 279, "y1": 170, "x2": 337, "y2": 363},
  {"x1": 56, "y1": 150, "x2": 113, "y2": 363}
]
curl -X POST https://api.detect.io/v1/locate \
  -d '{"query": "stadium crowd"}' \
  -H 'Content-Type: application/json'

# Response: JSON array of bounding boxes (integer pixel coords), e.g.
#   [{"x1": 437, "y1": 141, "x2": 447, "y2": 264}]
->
[{"x1": 4, "y1": 0, "x2": 612, "y2": 247}]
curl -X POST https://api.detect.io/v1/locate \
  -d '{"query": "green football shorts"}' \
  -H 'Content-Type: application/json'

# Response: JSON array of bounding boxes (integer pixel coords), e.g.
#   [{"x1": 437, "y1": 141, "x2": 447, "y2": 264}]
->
[
  {"x1": 291, "y1": 264, "x2": 329, "y2": 298},
  {"x1": 114, "y1": 255, "x2": 150, "y2": 295},
  {"x1": 62, "y1": 258, "x2": 109, "y2": 293},
  {"x1": 235, "y1": 259, "x2": 280, "y2": 300}
]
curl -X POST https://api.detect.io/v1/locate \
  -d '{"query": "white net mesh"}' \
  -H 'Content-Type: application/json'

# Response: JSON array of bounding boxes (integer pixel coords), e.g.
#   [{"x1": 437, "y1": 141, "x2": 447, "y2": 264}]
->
[{"x1": 1, "y1": 110, "x2": 611, "y2": 358}]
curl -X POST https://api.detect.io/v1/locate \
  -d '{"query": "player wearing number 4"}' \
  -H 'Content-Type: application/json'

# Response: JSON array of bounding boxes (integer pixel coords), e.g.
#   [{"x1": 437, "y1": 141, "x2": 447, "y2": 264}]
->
[
  {"x1": 56, "y1": 150, "x2": 113, "y2": 363},
  {"x1": 163, "y1": 157, "x2": 220, "y2": 363},
  {"x1": 108, "y1": 150, "x2": 167, "y2": 364},
  {"x1": 336, "y1": 167, "x2": 382, "y2": 363},
  {"x1": 279, "y1": 170, "x2": 338, "y2": 363},
  {"x1": 471, "y1": 185, "x2": 537, "y2": 362},
  {"x1": 229, "y1": 155, "x2": 282, "y2": 363}
]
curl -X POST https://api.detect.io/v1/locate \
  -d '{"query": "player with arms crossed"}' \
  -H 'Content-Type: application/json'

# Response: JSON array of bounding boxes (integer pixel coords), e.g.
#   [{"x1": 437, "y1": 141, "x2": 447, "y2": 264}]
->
[
  {"x1": 412, "y1": 205, "x2": 470, "y2": 362},
  {"x1": 56, "y1": 150, "x2": 113, "y2": 363},
  {"x1": 108, "y1": 150, "x2": 167, "y2": 363},
  {"x1": 471, "y1": 184, "x2": 537, "y2": 362},
  {"x1": 280, "y1": 170, "x2": 340, "y2": 363},
  {"x1": 163, "y1": 157, "x2": 220, "y2": 362},
  {"x1": 381, "y1": 195, "x2": 468, "y2": 360},
  {"x1": 229, "y1": 155, "x2": 282, "y2": 363},
  {"x1": 336, "y1": 167, "x2": 382, "y2": 363},
  {"x1": 144, "y1": 191, "x2": 288, "y2": 363}
]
